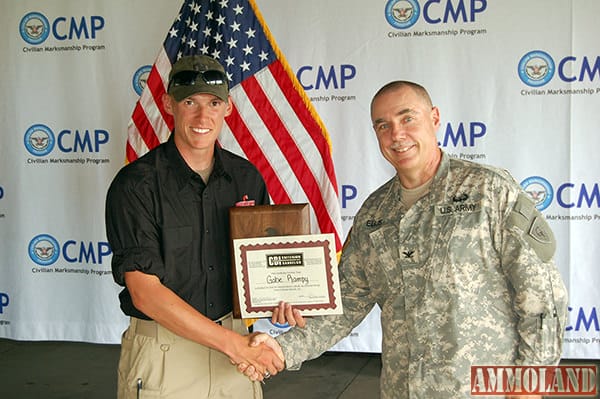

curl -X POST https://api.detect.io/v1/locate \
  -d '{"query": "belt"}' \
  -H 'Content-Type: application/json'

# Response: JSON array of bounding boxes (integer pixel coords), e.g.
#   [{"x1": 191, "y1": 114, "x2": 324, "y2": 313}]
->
[
  {"x1": 133, "y1": 318, "x2": 159, "y2": 338},
  {"x1": 132, "y1": 313, "x2": 233, "y2": 338}
]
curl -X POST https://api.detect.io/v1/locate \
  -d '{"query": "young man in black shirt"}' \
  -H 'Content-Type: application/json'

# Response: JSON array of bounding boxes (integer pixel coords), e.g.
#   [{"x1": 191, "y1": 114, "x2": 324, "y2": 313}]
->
[{"x1": 105, "y1": 55, "x2": 283, "y2": 398}]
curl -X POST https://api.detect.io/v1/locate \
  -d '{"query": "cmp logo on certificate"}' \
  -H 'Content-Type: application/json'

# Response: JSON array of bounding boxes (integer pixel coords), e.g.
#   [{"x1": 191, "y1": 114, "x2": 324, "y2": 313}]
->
[{"x1": 232, "y1": 233, "x2": 343, "y2": 319}]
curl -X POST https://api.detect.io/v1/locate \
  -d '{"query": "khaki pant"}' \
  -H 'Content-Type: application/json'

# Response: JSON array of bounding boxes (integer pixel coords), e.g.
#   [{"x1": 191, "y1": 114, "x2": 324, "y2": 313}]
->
[{"x1": 117, "y1": 315, "x2": 262, "y2": 399}]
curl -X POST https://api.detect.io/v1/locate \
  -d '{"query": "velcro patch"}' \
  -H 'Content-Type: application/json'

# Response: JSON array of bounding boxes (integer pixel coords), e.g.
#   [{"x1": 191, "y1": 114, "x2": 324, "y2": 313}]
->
[
  {"x1": 529, "y1": 216, "x2": 553, "y2": 245},
  {"x1": 507, "y1": 193, "x2": 556, "y2": 262}
]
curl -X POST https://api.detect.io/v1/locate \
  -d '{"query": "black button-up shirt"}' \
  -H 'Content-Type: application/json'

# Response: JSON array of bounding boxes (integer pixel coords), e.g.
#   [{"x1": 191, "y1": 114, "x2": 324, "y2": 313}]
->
[{"x1": 105, "y1": 135, "x2": 269, "y2": 320}]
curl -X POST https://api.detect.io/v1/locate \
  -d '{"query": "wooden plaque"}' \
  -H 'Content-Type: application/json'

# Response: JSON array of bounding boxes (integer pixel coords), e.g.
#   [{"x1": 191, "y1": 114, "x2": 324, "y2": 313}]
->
[{"x1": 229, "y1": 204, "x2": 310, "y2": 318}]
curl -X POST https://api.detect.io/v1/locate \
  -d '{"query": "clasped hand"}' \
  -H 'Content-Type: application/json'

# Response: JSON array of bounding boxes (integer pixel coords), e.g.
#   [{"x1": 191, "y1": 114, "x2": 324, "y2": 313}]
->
[{"x1": 235, "y1": 302, "x2": 306, "y2": 382}]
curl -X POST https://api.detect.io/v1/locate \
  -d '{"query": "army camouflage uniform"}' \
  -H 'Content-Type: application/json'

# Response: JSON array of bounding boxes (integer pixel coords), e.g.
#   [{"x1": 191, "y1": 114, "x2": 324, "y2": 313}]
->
[{"x1": 276, "y1": 152, "x2": 568, "y2": 399}]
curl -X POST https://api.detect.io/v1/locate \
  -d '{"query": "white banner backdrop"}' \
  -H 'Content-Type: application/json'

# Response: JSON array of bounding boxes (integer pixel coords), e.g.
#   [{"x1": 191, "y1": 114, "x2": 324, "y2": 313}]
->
[{"x1": 0, "y1": 0, "x2": 598, "y2": 359}]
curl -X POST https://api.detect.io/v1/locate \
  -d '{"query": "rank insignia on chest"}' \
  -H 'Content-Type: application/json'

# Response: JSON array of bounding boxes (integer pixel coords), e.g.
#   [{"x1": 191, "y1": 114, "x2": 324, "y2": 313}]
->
[{"x1": 399, "y1": 246, "x2": 419, "y2": 264}]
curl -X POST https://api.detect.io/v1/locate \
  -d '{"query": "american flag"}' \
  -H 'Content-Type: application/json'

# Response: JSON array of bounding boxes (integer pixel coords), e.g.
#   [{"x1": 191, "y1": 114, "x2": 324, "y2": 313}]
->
[{"x1": 127, "y1": 0, "x2": 342, "y2": 250}]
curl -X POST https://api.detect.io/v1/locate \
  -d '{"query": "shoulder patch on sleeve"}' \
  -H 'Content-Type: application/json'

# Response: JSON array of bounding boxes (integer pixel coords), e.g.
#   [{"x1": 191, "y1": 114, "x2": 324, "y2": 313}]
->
[{"x1": 507, "y1": 193, "x2": 556, "y2": 262}]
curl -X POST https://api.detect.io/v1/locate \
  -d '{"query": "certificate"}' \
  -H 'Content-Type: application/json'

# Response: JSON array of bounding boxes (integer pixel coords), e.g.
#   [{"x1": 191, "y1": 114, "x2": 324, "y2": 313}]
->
[{"x1": 232, "y1": 233, "x2": 343, "y2": 318}]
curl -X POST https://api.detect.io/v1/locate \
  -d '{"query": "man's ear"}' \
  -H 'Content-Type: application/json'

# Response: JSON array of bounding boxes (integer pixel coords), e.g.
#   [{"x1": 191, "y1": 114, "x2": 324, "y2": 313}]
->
[
  {"x1": 162, "y1": 93, "x2": 174, "y2": 116},
  {"x1": 431, "y1": 106, "x2": 441, "y2": 129},
  {"x1": 224, "y1": 95, "x2": 233, "y2": 117}
]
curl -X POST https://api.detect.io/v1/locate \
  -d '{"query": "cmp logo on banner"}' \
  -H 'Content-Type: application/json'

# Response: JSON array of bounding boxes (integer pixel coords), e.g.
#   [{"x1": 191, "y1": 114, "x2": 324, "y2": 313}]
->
[
  {"x1": 132, "y1": 65, "x2": 152, "y2": 96},
  {"x1": 564, "y1": 304, "x2": 600, "y2": 356},
  {"x1": 28, "y1": 234, "x2": 112, "y2": 277},
  {"x1": 296, "y1": 64, "x2": 358, "y2": 104},
  {"x1": 521, "y1": 176, "x2": 600, "y2": 223},
  {"x1": 385, "y1": 0, "x2": 489, "y2": 38},
  {"x1": 23, "y1": 123, "x2": 111, "y2": 165},
  {"x1": 518, "y1": 50, "x2": 556, "y2": 87},
  {"x1": 0, "y1": 291, "x2": 9, "y2": 327},
  {"x1": 0, "y1": 291, "x2": 9, "y2": 314},
  {"x1": 28, "y1": 234, "x2": 60, "y2": 266},
  {"x1": 438, "y1": 120, "x2": 488, "y2": 162},
  {"x1": 19, "y1": 12, "x2": 50, "y2": 45},
  {"x1": 566, "y1": 306, "x2": 600, "y2": 334},
  {"x1": 385, "y1": 0, "x2": 421, "y2": 29},
  {"x1": 519, "y1": 50, "x2": 600, "y2": 95},
  {"x1": 251, "y1": 318, "x2": 293, "y2": 338},
  {"x1": 19, "y1": 11, "x2": 107, "y2": 53},
  {"x1": 521, "y1": 176, "x2": 554, "y2": 211}
]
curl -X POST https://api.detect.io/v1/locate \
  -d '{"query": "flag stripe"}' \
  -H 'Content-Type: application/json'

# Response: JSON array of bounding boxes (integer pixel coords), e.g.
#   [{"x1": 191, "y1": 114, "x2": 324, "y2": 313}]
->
[
  {"x1": 268, "y1": 61, "x2": 339, "y2": 191},
  {"x1": 227, "y1": 68, "x2": 308, "y2": 206},
  {"x1": 252, "y1": 65, "x2": 342, "y2": 244},
  {"x1": 226, "y1": 70, "x2": 304, "y2": 205},
  {"x1": 125, "y1": 141, "x2": 138, "y2": 164},
  {"x1": 240, "y1": 72, "x2": 341, "y2": 248},
  {"x1": 147, "y1": 50, "x2": 175, "y2": 132},
  {"x1": 130, "y1": 105, "x2": 159, "y2": 154},
  {"x1": 249, "y1": 0, "x2": 339, "y2": 204},
  {"x1": 225, "y1": 102, "x2": 291, "y2": 204}
]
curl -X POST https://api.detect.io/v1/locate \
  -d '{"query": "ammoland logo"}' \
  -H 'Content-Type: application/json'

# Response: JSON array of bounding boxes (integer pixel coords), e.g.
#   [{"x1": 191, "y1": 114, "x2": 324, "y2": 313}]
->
[{"x1": 471, "y1": 365, "x2": 597, "y2": 396}]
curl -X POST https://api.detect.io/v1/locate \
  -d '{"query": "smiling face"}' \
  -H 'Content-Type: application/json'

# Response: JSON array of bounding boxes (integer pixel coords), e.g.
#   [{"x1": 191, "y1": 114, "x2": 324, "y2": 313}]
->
[
  {"x1": 163, "y1": 92, "x2": 232, "y2": 169},
  {"x1": 370, "y1": 83, "x2": 442, "y2": 188}
]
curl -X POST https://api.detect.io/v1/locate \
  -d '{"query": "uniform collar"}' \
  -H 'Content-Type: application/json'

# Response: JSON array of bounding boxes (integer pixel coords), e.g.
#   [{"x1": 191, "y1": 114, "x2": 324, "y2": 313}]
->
[
  {"x1": 164, "y1": 134, "x2": 232, "y2": 191},
  {"x1": 423, "y1": 150, "x2": 451, "y2": 204},
  {"x1": 391, "y1": 150, "x2": 451, "y2": 207}
]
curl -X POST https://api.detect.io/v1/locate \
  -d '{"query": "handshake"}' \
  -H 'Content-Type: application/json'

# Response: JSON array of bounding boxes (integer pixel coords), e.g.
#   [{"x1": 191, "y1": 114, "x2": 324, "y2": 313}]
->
[{"x1": 231, "y1": 302, "x2": 306, "y2": 382}]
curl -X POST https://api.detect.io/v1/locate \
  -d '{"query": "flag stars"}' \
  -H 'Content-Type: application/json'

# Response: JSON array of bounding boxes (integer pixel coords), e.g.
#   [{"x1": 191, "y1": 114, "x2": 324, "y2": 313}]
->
[
  {"x1": 240, "y1": 60, "x2": 251, "y2": 71},
  {"x1": 164, "y1": 0, "x2": 274, "y2": 86},
  {"x1": 227, "y1": 37, "x2": 238, "y2": 49},
  {"x1": 233, "y1": 4, "x2": 244, "y2": 15},
  {"x1": 242, "y1": 44, "x2": 253, "y2": 55}
]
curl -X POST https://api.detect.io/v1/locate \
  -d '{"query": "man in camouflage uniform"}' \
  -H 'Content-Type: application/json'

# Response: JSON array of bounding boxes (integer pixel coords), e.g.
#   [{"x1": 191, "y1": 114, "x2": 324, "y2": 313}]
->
[{"x1": 248, "y1": 81, "x2": 568, "y2": 398}]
